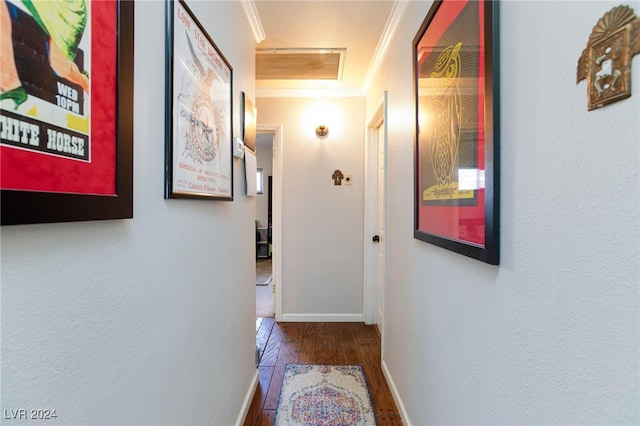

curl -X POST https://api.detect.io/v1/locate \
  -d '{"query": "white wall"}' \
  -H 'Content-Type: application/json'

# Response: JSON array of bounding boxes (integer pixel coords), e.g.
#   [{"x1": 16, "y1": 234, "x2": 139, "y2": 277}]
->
[
  {"x1": 367, "y1": 0, "x2": 639, "y2": 424},
  {"x1": 1, "y1": 2, "x2": 257, "y2": 425},
  {"x1": 257, "y1": 97, "x2": 366, "y2": 320}
]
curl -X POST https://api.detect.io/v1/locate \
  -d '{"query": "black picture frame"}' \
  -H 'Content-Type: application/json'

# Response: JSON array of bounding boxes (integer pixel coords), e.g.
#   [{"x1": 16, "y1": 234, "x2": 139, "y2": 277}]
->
[
  {"x1": 165, "y1": 0, "x2": 234, "y2": 201},
  {"x1": 0, "y1": 0, "x2": 134, "y2": 226},
  {"x1": 413, "y1": 0, "x2": 500, "y2": 264}
]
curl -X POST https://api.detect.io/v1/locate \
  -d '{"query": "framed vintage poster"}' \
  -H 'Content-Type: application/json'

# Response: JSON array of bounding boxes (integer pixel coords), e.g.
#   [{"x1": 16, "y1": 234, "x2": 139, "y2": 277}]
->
[
  {"x1": 241, "y1": 92, "x2": 256, "y2": 153},
  {"x1": 413, "y1": 0, "x2": 500, "y2": 264},
  {"x1": 165, "y1": 0, "x2": 233, "y2": 200},
  {"x1": 0, "y1": 0, "x2": 134, "y2": 225}
]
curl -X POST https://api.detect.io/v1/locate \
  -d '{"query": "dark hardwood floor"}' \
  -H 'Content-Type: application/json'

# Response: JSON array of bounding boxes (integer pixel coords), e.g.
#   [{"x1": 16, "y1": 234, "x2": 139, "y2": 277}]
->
[{"x1": 243, "y1": 319, "x2": 403, "y2": 425}]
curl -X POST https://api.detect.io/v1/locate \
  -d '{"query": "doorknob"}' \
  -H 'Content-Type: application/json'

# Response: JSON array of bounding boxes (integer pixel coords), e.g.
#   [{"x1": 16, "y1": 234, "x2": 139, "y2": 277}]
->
[{"x1": 372, "y1": 235, "x2": 380, "y2": 243}]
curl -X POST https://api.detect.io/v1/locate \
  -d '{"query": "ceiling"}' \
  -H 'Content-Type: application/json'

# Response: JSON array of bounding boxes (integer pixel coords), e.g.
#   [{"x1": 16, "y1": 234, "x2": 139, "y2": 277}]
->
[{"x1": 246, "y1": 1, "x2": 406, "y2": 97}]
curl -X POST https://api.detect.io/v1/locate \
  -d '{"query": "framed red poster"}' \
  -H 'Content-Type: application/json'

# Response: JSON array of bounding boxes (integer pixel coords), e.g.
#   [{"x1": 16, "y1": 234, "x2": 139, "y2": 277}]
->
[
  {"x1": 1, "y1": 0, "x2": 133, "y2": 225},
  {"x1": 413, "y1": 0, "x2": 500, "y2": 264}
]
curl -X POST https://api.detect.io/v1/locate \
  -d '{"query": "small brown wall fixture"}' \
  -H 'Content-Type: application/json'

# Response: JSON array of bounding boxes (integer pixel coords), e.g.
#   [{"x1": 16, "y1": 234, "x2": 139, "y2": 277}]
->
[
  {"x1": 577, "y1": 5, "x2": 640, "y2": 110},
  {"x1": 332, "y1": 170, "x2": 344, "y2": 185}
]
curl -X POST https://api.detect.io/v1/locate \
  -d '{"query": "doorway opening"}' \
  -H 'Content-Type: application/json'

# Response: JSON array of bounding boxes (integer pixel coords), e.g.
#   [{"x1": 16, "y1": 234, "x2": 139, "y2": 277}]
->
[
  {"x1": 255, "y1": 133, "x2": 274, "y2": 318},
  {"x1": 255, "y1": 124, "x2": 283, "y2": 321}
]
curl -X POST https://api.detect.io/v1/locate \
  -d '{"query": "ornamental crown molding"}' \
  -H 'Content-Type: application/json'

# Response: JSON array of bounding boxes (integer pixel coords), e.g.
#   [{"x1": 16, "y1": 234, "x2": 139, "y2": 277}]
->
[{"x1": 241, "y1": 0, "x2": 265, "y2": 44}]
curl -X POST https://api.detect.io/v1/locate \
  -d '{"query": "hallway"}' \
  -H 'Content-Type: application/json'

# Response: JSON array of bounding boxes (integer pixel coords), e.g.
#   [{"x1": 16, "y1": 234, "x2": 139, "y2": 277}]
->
[
  {"x1": 2, "y1": 1, "x2": 638, "y2": 424},
  {"x1": 244, "y1": 320, "x2": 401, "y2": 425}
]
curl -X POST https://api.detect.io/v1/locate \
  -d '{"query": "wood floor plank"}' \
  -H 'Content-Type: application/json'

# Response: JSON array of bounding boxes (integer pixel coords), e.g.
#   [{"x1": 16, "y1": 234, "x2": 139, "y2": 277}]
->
[
  {"x1": 315, "y1": 332, "x2": 336, "y2": 352},
  {"x1": 262, "y1": 366, "x2": 283, "y2": 411},
  {"x1": 358, "y1": 339, "x2": 381, "y2": 366},
  {"x1": 376, "y1": 414, "x2": 404, "y2": 425},
  {"x1": 256, "y1": 366, "x2": 274, "y2": 408},
  {"x1": 243, "y1": 366, "x2": 273, "y2": 426},
  {"x1": 261, "y1": 410, "x2": 275, "y2": 426},
  {"x1": 314, "y1": 348, "x2": 342, "y2": 365},
  {"x1": 263, "y1": 340, "x2": 301, "y2": 410},
  {"x1": 298, "y1": 336, "x2": 316, "y2": 364},
  {"x1": 259, "y1": 340, "x2": 280, "y2": 367},
  {"x1": 266, "y1": 321, "x2": 285, "y2": 343},
  {"x1": 277, "y1": 322, "x2": 302, "y2": 341},
  {"x1": 279, "y1": 339, "x2": 302, "y2": 361},
  {"x1": 363, "y1": 363, "x2": 398, "y2": 413},
  {"x1": 314, "y1": 323, "x2": 338, "y2": 363},
  {"x1": 256, "y1": 318, "x2": 276, "y2": 360},
  {"x1": 340, "y1": 324, "x2": 361, "y2": 364},
  {"x1": 302, "y1": 322, "x2": 318, "y2": 336}
]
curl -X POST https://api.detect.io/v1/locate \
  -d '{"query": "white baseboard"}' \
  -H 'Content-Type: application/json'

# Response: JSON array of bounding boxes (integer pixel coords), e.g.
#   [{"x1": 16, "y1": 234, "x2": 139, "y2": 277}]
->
[
  {"x1": 235, "y1": 369, "x2": 259, "y2": 426},
  {"x1": 280, "y1": 313, "x2": 364, "y2": 322},
  {"x1": 381, "y1": 359, "x2": 412, "y2": 426}
]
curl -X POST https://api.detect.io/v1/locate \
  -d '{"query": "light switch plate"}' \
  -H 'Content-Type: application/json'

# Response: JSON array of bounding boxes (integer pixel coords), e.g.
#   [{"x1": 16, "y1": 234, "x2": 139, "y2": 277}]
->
[{"x1": 233, "y1": 137, "x2": 245, "y2": 158}]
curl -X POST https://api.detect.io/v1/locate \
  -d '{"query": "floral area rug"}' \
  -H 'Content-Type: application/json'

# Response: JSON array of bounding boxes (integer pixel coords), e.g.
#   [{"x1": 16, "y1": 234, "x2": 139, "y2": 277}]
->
[{"x1": 273, "y1": 364, "x2": 376, "y2": 426}]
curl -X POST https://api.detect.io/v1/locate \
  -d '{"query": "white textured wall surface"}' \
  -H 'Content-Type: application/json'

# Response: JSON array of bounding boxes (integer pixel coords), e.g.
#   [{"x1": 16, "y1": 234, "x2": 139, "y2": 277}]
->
[
  {"x1": 257, "y1": 97, "x2": 366, "y2": 318},
  {"x1": 1, "y1": 2, "x2": 257, "y2": 425},
  {"x1": 367, "y1": 0, "x2": 640, "y2": 424}
]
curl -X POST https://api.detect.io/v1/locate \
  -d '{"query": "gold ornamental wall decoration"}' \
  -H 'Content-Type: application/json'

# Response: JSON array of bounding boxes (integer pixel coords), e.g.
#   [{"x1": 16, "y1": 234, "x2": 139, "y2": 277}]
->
[{"x1": 577, "y1": 5, "x2": 640, "y2": 110}]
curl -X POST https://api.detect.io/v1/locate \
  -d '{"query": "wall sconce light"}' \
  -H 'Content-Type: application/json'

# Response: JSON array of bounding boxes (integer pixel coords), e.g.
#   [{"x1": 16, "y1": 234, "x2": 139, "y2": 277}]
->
[{"x1": 315, "y1": 125, "x2": 328, "y2": 137}]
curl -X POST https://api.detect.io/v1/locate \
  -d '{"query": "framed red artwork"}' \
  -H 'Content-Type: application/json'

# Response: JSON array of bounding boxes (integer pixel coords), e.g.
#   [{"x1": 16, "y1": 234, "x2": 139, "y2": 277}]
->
[
  {"x1": 1, "y1": 0, "x2": 133, "y2": 225},
  {"x1": 413, "y1": 0, "x2": 500, "y2": 264}
]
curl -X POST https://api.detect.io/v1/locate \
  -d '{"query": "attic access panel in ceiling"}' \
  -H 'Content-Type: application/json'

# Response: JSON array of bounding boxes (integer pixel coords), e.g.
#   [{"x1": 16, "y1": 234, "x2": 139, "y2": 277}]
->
[{"x1": 256, "y1": 48, "x2": 346, "y2": 80}]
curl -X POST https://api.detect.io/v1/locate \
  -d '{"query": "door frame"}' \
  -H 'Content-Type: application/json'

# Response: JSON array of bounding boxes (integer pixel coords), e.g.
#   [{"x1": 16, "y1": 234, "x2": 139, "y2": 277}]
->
[
  {"x1": 257, "y1": 124, "x2": 283, "y2": 321},
  {"x1": 363, "y1": 92, "x2": 387, "y2": 327}
]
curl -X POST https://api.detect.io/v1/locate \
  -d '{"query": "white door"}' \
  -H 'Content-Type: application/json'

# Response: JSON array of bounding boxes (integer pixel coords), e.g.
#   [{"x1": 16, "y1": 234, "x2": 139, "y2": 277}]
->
[
  {"x1": 364, "y1": 93, "x2": 387, "y2": 328},
  {"x1": 375, "y1": 122, "x2": 385, "y2": 332}
]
